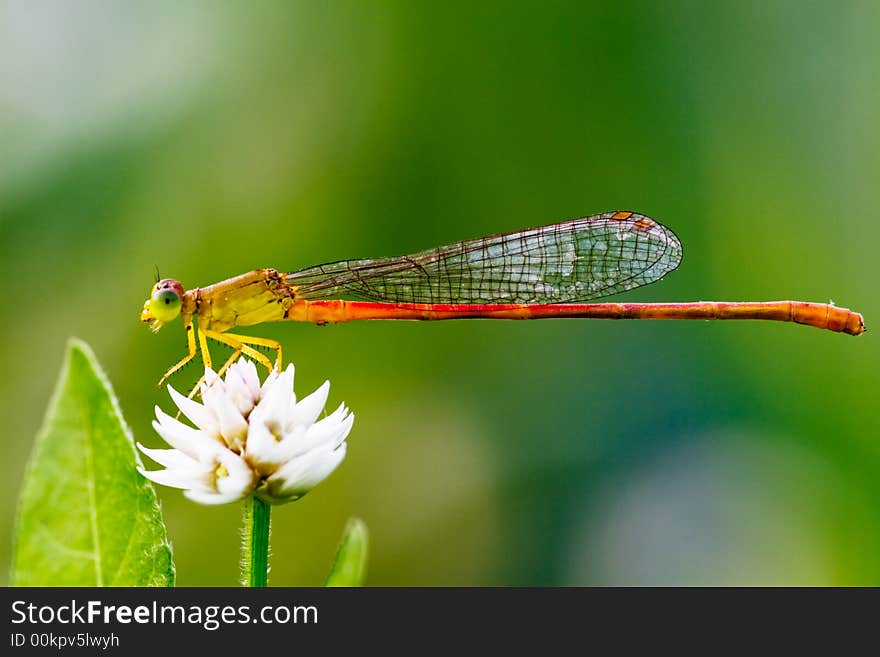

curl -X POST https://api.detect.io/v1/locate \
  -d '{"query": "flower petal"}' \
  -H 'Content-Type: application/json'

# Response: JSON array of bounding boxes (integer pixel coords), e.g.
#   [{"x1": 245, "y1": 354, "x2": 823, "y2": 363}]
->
[
  {"x1": 137, "y1": 443, "x2": 200, "y2": 469},
  {"x1": 260, "y1": 363, "x2": 287, "y2": 398},
  {"x1": 213, "y1": 395, "x2": 249, "y2": 451},
  {"x1": 167, "y1": 385, "x2": 219, "y2": 435},
  {"x1": 239, "y1": 359, "x2": 262, "y2": 399},
  {"x1": 285, "y1": 407, "x2": 353, "y2": 460},
  {"x1": 243, "y1": 416, "x2": 284, "y2": 474},
  {"x1": 225, "y1": 360, "x2": 258, "y2": 415},
  {"x1": 287, "y1": 380, "x2": 330, "y2": 429},
  {"x1": 216, "y1": 449, "x2": 257, "y2": 493},
  {"x1": 258, "y1": 443, "x2": 346, "y2": 503},
  {"x1": 152, "y1": 407, "x2": 224, "y2": 461},
  {"x1": 260, "y1": 364, "x2": 294, "y2": 418},
  {"x1": 183, "y1": 488, "x2": 249, "y2": 505},
  {"x1": 137, "y1": 465, "x2": 211, "y2": 491},
  {"x1": 250, "y1": 364, "x2": 294, "y2": 433},
  {"x1": 201, "y1": 375, "x2": 226, "y2": 412},
  {"x1": 204, "y1": 366, "x2": 222, "y2": 391}
]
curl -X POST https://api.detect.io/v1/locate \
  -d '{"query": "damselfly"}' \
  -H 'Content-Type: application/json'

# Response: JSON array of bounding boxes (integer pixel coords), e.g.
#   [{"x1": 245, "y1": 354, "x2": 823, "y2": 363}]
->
[{"x1": 141, "y1": 211, "x2": 865, "y2": 391}]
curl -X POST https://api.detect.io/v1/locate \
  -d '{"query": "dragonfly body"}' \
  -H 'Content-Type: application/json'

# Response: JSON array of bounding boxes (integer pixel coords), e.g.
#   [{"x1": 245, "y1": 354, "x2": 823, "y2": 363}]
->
[{"x1": 142, "y1": 211, "x2": 864, "y2": 394}]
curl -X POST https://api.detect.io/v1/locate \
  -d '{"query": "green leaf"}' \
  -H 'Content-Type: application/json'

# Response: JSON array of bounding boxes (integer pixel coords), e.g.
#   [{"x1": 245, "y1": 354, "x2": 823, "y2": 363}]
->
[
  {"x1": 11, "y1": 338, "x2": 175, "y2": 586},
  {"x1": 325, "y1": 517, "x2": 369, "y2": 587}
]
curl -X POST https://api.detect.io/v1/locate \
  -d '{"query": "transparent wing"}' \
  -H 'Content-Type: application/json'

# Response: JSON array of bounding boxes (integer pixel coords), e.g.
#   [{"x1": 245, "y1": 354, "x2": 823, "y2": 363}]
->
[{"x1": 286, "y1": 211, "x2": 682, "y2": 304}]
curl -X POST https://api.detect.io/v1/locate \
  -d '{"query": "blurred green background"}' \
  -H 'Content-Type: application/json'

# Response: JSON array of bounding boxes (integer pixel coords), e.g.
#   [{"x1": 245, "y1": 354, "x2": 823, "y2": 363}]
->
[{"x1": 2, "y1": 0, "x2": 878, "y2": 585}]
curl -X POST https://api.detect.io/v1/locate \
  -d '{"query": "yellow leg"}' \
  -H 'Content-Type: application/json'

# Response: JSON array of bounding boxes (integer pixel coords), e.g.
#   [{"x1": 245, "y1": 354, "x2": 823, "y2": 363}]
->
[
  {"x1": 157, "y1": 319, "x2": 198, "y2": 388},
  {"x1": 202, "y1": 330, "x2": 274, "y2": 372},
  {"x1": 198, "y1": 327, "x2": 213, "y2": 370},
  {"x1": 230, "y1": 334, "x2": 283, "y2": 372}
]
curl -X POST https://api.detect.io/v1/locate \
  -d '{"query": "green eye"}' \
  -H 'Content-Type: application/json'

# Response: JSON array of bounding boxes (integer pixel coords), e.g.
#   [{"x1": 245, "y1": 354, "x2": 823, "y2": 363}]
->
[{"x1": 151, "y1": 288, "x2": 182, "y2": 322}]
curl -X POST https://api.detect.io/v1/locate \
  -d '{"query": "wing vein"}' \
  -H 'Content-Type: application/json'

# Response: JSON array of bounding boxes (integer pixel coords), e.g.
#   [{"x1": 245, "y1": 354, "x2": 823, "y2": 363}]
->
[{"x1": 287, "y1": 212, "x2": 683, "y2": 304}]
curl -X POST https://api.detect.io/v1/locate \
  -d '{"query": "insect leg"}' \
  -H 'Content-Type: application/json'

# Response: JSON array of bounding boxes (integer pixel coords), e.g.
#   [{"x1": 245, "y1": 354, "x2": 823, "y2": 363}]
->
[
  {"x1": 157, "y1": 318, "x2": 198, "y2": 387},
  {"x1": 201, "y1": 329, "x2": 274, "y2": 372},
  {"x1": 198, "y1": 326, "x2": 213, "y2": 370},
  {"x1": 227, "y1": 334, "x2": 282, "y2": 372}
]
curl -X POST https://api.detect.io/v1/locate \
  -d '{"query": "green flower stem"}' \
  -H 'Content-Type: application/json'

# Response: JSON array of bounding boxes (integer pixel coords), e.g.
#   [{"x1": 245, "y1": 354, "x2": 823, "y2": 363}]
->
[{"x1": 241, "y1": 496, "x2": 271, "y2": 587}]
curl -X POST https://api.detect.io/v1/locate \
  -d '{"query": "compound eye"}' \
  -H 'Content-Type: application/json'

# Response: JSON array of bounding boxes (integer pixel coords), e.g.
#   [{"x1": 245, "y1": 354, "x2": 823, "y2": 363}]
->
[{"x1": 150, "y1": 281, "x2": 183, "y2": 322}]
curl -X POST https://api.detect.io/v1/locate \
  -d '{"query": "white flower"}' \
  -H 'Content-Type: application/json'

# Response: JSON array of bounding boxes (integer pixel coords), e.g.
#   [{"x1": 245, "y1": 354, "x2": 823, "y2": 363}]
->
[{"x1": 137, "y1": 359, "x2": 354, "y2": 505}]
